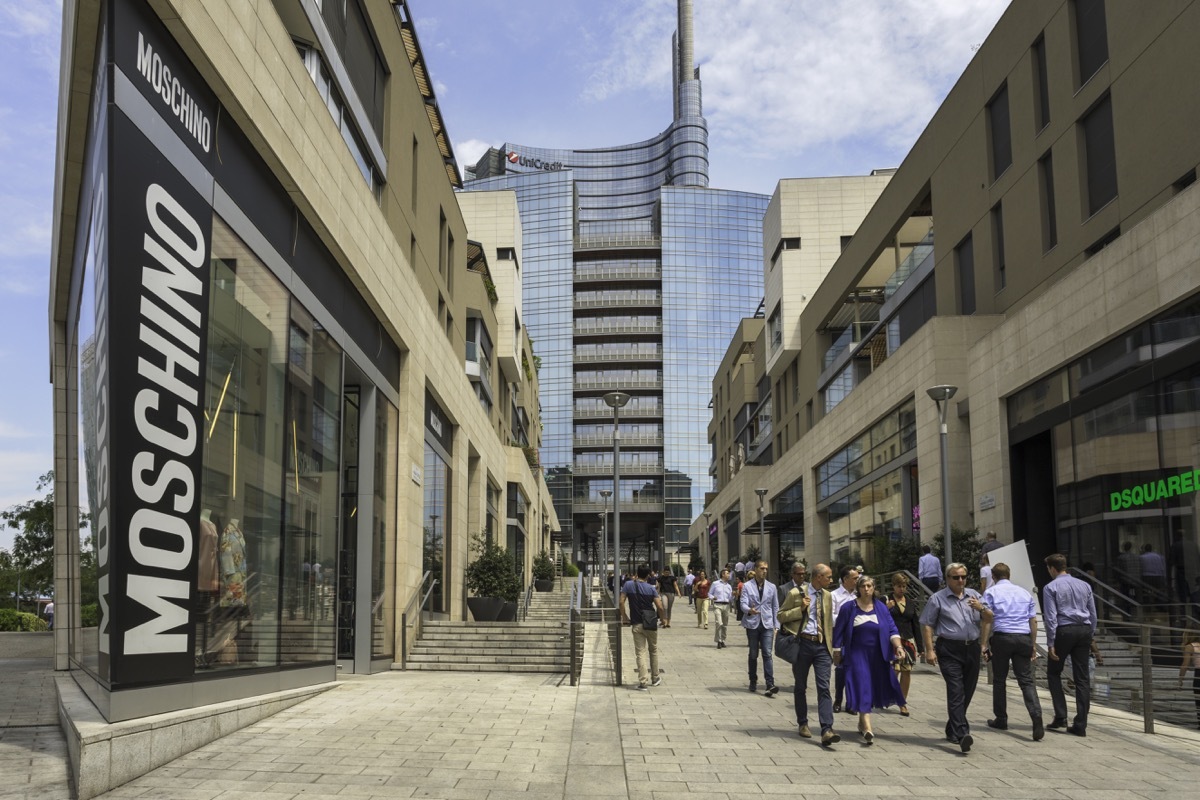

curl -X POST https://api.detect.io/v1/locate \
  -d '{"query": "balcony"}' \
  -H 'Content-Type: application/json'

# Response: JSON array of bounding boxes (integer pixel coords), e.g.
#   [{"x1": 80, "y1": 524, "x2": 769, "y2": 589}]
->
[
  {"x1": 574, "y1": 264, "x2": 662, "y2": 283},
  {"x1": 574, "y1": 233, "x2": 661, "y2": 252},
  {"x1": 573, "y1": 460, "x2": 664, "y2": 476},
  {"x1": 574, "y1": 403, "x2": 663, "y2": 420},
  {"x1": 574, "y1": 345, "x2": 663, "y2": 364},
  {"x1": 573, "y1": 433, "x2": 664, "y2": 448},
  {"x1": 573, "y1": 495, "x2": 665, "y2": 514},
  {"x1": 574, "y1": 292, "x2": 662, "y2": 311},
  {"x1": 574, "y1": 319, "x2": 662, "y2": 337},
  {"x1": 574, "y1": 375, "x2": 662, "y2": 392}
]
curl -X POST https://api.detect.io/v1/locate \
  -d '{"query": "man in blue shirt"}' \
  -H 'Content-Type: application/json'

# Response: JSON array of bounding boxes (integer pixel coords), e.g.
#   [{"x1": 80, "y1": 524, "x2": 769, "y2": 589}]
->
[
  {"x1": 779, "y1": 563, "x2": 841, "y2": 746},
  {"x1": 740, "y1": 560, "x2": 780, "y2": 696},
  {"x1": 1043, "y1": 553, "x2": 1097, "y2": 736},
  {"x1": 620, "y1": 565, "x2": 670, "y2": 690},
  {"x1": 918, "y1": 545, "x2": 942, "y2": 594},
  {"x1": 980, "y1": 562, "x2": 1044, "y2": 740}
]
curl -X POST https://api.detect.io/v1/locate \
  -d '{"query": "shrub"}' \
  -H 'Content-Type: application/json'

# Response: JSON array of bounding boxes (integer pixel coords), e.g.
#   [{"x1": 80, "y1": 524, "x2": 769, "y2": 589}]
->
[
  {"x1": 562, "y1": 562, "x2": 580, "y2": 577},
  {"x1": 0, "y1": 608, "x2": 49, "y2": 632},
  {"x1": 81, "y1": 603, "x2": 99, "y2": 628},
  {"x1": 464, "y1": 534, "x2": 521, "y2": 602},
  {"x1": 532, "y1": 550, "x2": 555, "y2": 581}
]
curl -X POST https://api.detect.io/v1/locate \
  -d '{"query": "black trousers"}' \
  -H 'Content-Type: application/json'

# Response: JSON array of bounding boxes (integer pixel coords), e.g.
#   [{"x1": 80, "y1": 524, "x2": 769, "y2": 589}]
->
[
  {"x1": 936, "y1": 638, "x2": 981, "y2": 741},
  {"x1": 1048, "y1": 624, "x2": 1092, "y2": 730},
  {"x1": 990, "y1": 631, "x2": 1042, "y2": 725}
]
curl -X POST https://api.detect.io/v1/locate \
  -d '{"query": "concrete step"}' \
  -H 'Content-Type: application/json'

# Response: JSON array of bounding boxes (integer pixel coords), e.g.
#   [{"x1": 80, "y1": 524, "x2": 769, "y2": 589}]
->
[
  {"x1": 407, "y1": 654, "x2": 568, "y2": 666},
  {"x1": 401, "y1": 662, "x2": 568, "y2": 673}
]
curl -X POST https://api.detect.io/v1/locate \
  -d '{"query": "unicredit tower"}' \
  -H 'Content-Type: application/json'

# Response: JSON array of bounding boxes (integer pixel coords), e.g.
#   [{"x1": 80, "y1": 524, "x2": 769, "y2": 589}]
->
[{"x1": 462, "y1": 0, "x2": 768, "y2": 567}]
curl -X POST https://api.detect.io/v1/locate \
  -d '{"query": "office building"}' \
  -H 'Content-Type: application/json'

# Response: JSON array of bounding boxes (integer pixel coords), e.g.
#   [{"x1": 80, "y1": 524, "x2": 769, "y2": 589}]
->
[
  {"x1": 49, "y1": 0, "x2": 555, "y2": 792},
  {"x1": 696, "y1": 0, "x2": 1200, "y2": 593},
  {"x1": 461, "y1": 0, "x2": 768, "y2": 566}
]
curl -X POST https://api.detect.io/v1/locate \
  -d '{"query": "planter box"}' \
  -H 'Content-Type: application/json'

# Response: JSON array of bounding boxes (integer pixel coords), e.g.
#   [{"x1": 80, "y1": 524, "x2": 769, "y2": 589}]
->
[
  {"x1": 467, "y1": 597, "x2": 504, "y2": 622},
  {"x1": 534, "y1": 579, "x2": 554, "y2": 592}
]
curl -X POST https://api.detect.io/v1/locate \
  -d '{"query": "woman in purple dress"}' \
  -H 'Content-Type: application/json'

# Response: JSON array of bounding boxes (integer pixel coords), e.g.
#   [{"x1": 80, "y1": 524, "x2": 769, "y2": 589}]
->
[{"x1": 834, "y1": 575, "x2": 906, "y2": 743}]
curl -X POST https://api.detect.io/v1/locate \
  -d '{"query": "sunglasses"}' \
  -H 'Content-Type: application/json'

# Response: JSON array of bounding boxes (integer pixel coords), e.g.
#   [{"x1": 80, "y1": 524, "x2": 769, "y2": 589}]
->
[{"x1": 948, "y1": 575, "x2": 968, "y2": 580}]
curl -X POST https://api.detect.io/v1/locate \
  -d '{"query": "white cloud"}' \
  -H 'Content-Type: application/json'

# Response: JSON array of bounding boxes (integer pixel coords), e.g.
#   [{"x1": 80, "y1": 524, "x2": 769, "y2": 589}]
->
[
  {"x1": 584, "y1": 0, "x2": 1010, "y2": 163},
  {"x1": 454, "y1": 137, "x2": 499, "y2": 169}
]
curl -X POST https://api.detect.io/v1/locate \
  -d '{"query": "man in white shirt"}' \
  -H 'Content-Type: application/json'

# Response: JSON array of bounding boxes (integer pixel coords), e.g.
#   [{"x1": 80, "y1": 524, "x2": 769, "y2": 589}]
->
[
  {"x1": 918, "y1": 545, "x2": 942, "y2": 594},
  {"x1": 684, "y1": 570, "x2": 696, "y2": 605},
  {"x1": 829, "y1": 565, "x2": 859, "y2": 712},
  {"x1": 709, "y1": 569, "x2": 735, "y2": 648},
  {"x1": 980, "y1": 562, "x2": 1044, "y2": 741}
]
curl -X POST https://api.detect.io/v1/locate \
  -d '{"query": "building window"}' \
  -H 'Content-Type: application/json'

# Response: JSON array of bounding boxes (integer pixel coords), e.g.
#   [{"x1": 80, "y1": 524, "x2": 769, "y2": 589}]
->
[
  {"x1": 987, "y1": 82, "x2": 1012, "y2": 181},
  {"x1": 1074, "y1": 0, "x2": 1109, "y2": 86},
  {"x1": 992, "y1": 202, "x2": 1006, "y2": 291},
  {"x1": 1039, "y1": 152, "x2": 1058, "y2": 251},
  {"x1": 411, "y1": 136, "x2": 419, "y2": 210},
  {"x1": 956, "y1": 233, "x2": 976, "y2": 315},
  {"x1": 770, "y1": 237, "x2": 800, "y2": 268},
  {"x1": 438, "y1": 209, "x2": 447, "y2": 277},
  {"x1": 1081, "y1": 94, "x2": 1117, "y2": 216},
  {"x1": 768, "y1": 305, "x2": 782, "y2": 351},
  {"x1": 840, "y1": 235, "x2": 853, "y2": 252},
  {"x1": 1032, "y1": 35, "x2": 1051, "y2": 132}
]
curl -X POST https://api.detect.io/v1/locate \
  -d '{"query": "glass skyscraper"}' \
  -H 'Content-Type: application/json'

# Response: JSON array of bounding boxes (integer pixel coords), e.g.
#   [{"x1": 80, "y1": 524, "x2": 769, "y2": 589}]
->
[{"x1": 461, "y1": 0, "x2": 767, "y2": 564}]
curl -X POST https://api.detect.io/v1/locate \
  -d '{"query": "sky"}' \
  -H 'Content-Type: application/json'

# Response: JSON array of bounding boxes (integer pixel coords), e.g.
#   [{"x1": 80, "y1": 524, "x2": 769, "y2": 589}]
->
[{"x1": 0, "y1": 0, "x2": 1011, "y2": 551}]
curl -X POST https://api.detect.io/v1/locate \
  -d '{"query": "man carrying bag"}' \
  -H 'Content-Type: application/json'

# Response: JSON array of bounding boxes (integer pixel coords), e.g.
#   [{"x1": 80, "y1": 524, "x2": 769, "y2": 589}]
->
[
  {"x1": 620, "y1": 565, "x2": 670, "y2": 690},
  {"x1": 778, "y1": 563, "x2": 841, "y2": 746}
]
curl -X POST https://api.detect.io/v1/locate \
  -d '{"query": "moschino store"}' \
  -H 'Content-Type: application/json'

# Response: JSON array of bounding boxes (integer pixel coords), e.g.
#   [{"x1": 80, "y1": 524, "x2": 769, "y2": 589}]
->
[{"x1": 63, "y1": 0, "x2": 399, "y2": 721}]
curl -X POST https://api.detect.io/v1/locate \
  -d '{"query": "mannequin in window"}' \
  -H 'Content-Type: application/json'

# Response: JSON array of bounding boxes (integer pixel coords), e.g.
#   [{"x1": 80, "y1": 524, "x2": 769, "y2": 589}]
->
[
  {"x1": 198, "y1": 509, "x2": 219, "y2": 594},
  {"x1": 220, "y1": 518, "x2": 248, "y2": 608}
]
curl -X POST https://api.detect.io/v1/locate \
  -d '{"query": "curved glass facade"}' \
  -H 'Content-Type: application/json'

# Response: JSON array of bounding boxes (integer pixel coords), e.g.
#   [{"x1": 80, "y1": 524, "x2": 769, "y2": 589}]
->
[{"x1": 460, "y1": 5, "x2": 764, "y2": 566}]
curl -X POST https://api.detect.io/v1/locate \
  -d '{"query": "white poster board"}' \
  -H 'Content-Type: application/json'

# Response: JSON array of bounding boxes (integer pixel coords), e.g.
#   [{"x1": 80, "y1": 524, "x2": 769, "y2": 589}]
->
[{"x1": 984, "y1": 541, "x2": 1041, "y2": 614}]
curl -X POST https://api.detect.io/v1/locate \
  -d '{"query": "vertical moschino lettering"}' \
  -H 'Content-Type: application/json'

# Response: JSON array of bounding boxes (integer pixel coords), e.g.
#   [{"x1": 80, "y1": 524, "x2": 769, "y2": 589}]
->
[
  {"x1": 91, "y1": 180, "x2": 112, "y2": 664},
  {"x1": 121, "y1": 183, "x2": 206, "y2": 655},
  {"x1": 135, "y1": 31, "x2": 210, "y2": 152}
]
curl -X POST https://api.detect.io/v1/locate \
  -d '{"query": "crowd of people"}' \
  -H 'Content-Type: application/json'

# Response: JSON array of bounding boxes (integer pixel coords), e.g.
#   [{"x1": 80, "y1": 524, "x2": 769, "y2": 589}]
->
[{"x1": 617, "y1": 548, "x2": 1106, "y2": 750}]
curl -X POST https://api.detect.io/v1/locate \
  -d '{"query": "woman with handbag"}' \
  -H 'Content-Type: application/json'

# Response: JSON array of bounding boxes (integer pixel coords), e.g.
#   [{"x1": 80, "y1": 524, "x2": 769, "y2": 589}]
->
[
  {"x1": 834, "y1": 575, "x2": 906, "y2": 743},
  {"x1": 886, "y1": 573, "x2": 922, "y2": 716}
]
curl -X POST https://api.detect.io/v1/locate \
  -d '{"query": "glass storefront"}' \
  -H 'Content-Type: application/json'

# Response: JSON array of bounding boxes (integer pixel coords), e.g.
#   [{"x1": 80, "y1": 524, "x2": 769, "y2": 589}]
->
[{"x1": 1010, "y1": 293, "x2": 1200, "y2": 601}]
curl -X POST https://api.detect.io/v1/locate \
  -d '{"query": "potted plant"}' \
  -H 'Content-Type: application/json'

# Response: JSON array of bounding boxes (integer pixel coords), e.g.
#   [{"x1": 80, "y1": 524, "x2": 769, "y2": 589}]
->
[
  {"x1": 532, "y1": 550, "x2": 555, "y2": 592},
  {"x1": 464, "y1": 534, "x2": 521, "y2": 622}
]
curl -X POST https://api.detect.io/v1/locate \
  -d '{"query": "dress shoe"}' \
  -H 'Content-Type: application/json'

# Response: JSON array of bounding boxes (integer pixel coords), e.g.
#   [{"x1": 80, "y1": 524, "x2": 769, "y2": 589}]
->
[
  {"x1": 986, "y1": 719, "x2": 1008, "y2": 730},
  {"x1": 748, "y1": 684, "x2": 757, "y2": 693},
  {"x1": 798, "y1": 724, "x2": 812, "y2": 738},
  {"x1": 1067, "y1": 725, "x2": 1086, "y2": 737},
  {"x1": 833, "y1": 702, "x2": 842, "y2": 713},
  {"x1": 1047, "y1": 718, "x2": 1069, "y2": 730},
  {"x1": 821, "y1": 730, "x2": 841, "y2": 747},
  {"x1": 959, "y1": 733, "x2": 973, "y2": 754},
  {"x1": 765, "y1": 685, "x2": 779, "y2": 697},
  {"x1": 1032, "y1": 719, "x2": 1045, "y2": 741}
]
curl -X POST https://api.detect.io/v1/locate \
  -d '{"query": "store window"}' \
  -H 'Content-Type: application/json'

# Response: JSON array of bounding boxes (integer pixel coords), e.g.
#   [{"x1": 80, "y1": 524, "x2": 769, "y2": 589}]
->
[{"x1": 372, "y1": 398, "x2": 398, "y2": 659}]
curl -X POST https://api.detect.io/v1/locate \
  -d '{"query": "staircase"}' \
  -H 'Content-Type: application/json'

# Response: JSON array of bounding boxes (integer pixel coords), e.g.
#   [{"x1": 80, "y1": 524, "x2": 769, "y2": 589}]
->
[{"x1": 401, "y1": 586, "x2": 575, "y2": 673}]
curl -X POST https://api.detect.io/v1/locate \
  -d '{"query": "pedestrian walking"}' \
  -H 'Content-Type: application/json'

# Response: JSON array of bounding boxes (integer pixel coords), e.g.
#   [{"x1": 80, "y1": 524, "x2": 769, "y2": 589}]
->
[
  {"x1": 885, "y1": 573, "x2": 921, "y2": 715},
  {"x1": 44, "y1": 601, "x2": 55, "y2": 631},
  {"x1": 779, "y1": 563, "x2": 840, "y2": 746},
  {"x1": 1141, "y1": 543, "x2": 1167, "y2": 603},
  {"x1": 830, "y1": 565, "x2": 859, "y2": 712},
  {"x1": 684, "y1": 569, "x2": 695, "y2": 605},
  {"x1": 740, "y1": 560, "x2": 780, "y2": 696},
  {"x1": 710, "y1": 569, "x2": 734, "y2": 647},
  {"x1": 918, "y1": 545, "x2": 942, "y2": 594},
  {"x1": 921, "y1": 562, "x2": 992, "y2": 754},
  {"x1": 1043, "y1": 553, "x2": 1097, "y2": 736},
  {"x1": 657, "y1": 568, "x2": 678, "y2": 623},
  {"x1": 979, "y1": 562, "x2": 1044, "y2": 740},
  {"x1": 619, "y1": 565, "x2": 670, "y2": 690},
  {"x1": 834, "y1": 575, "x2": 906, "y2": 744},
  {"x1": 693, "y1": 570, "x2": 711, "y2": 628}
]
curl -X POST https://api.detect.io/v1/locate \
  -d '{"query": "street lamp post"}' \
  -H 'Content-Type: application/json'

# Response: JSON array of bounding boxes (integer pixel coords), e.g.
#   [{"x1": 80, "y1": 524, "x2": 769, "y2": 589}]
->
[
  {"x1": 703, "y1": 512, "x2": 713, "y2": 572},
  {"x1": 878, "y1": 510, "x2": 887, "y2": 538},
  {"x1": 926, "y1": 385, "x2": 958, "y2": 566},
  {"x1": 755, "y1": 488, "x2": 768, "y2": 565},
  {"x1": 603, "y1": 391, "x2": 630, "y2": 611},
  {"x1": 599, "y1": 489, "x2": 612, "y2": 589}
]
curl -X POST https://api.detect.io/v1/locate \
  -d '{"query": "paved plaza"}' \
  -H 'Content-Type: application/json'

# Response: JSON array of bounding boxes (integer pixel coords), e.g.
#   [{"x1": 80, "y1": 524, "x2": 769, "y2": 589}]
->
[{"x1": 3, "y1": 621, "x2": 1200, "y2": 799}]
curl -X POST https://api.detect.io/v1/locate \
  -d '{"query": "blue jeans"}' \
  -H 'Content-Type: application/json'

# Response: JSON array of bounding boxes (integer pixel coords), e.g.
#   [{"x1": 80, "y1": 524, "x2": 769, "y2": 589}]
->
[
  {"x1": 746, "y1": 626, "x2": 775, "y2": 689},
  {"x1": 793, "y1": 638, "x2": 834, "y2": 733}
]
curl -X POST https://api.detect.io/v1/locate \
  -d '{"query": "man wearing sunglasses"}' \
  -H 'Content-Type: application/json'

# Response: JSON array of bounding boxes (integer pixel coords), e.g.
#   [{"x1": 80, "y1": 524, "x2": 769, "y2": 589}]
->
[{"x1": 921, "y1": 562, "x2": 992, "y2": 754}]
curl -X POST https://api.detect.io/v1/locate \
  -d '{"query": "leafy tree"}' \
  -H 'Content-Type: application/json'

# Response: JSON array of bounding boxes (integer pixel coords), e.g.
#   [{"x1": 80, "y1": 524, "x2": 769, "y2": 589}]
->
[
  {"x1": 779, "y1": 544, "x2": 798, "y2": 579},
  {"x1": 931, "y1": 526, "x2": 984, "y2": 586},
  {"x1": 741, "y1": 544, "x2": 762, "y2": 565},
  {"x1": 1, "y1": 472, "x2": 57, "y2": 609},
  {"x1": 866, "y1": 532, "x2": 924, "y2": 577}
]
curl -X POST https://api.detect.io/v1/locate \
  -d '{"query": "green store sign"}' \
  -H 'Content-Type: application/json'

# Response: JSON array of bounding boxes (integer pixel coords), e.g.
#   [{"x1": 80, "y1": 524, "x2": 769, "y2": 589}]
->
[{"x1": 1110, "y1": 469, "x2": 1200, "y2": 511}]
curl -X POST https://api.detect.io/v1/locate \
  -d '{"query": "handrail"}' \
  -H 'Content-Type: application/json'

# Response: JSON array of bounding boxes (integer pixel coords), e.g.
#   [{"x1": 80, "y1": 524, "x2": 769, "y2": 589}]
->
[
  {"x1": 399, "y1": 571, "x2": 438, "y2": 670},
  {"x1": 521, "y1": 582, "x2": 534, "y2": 622},
  {"x1": 1068, "y1": 567, "x2": 1136, "y2": 619}
]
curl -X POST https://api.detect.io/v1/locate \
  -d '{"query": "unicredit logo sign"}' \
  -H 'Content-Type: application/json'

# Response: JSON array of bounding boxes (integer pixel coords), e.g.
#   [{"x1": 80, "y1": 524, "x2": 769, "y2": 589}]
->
[{"x1": 506, "y1": 151, "x2": 564, "y2": 172}]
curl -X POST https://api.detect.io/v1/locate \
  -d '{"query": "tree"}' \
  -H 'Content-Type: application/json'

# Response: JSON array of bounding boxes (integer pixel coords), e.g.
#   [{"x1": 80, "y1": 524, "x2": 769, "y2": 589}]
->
[
  {"x1": 932, "y1": 527, "x2": 984, "y2": 586},
  {"x1": 741, "y1": 544, "x2": 762, "y2": 565},
  {"x1": 1, "y1": 472, "x2": 57, "y2": 609}
]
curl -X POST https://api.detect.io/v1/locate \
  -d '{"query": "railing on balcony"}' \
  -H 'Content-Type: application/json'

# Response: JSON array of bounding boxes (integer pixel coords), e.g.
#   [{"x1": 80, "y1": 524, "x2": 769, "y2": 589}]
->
[
  {"x1": 574, "y1": 264, "x2": 662, "y2": 283},
  {"x1": 883, "y1": 234, "x2": 934, "y2": 302},
  {"x1": 573, "y1": 460, "x2": 665, "y2": 476},
  {"x1": 750, "y1": 419, "x2": 773, "y2": 451},
  {"x1": 574, "y1": 233, "x2": 661, "y2": 251},
  {"x1": 574, "y1": 320, "x2": 662, "y2": 336},
  {"x1": 574, "y1": 403, "x2": 664, "y2": 419},
  {"x1": 574, "y1": 345, "x2": 663, "y2": 364},
  {"x1": 573, "y1": 433, "x2": 664, "y2": 448},
  {"x1": 574, "y1": 292, "x2": 662, "y2": 310},
  {"x1": 574, "y1": 376, "x2": 662, "y2": 391},
  {"x1": 573, "y1": 495, "x2": 665, "y2": 513}
]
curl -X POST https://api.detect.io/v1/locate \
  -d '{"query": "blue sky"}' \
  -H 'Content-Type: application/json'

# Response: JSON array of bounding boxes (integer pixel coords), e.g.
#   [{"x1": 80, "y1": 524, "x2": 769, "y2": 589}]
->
[{"x1": 0, "y1": 0, "x2": 1010, "y2": 550}]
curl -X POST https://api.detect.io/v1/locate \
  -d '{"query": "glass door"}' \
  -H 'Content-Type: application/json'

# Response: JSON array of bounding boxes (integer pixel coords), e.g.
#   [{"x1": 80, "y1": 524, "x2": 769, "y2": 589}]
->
[{"x1": 337, "y1": 386, "x2": 361, "y2": 665}]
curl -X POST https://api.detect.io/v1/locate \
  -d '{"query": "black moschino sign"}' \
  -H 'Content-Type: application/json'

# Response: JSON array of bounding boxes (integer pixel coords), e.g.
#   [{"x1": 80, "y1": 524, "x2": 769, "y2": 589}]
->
[{"x1": 86, "y1": 0, "x2": 215, "y2": 688}]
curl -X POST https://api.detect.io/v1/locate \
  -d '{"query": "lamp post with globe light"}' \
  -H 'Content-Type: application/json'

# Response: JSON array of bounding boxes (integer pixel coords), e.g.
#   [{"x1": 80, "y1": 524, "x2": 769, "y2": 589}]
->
[{"x1": 926, "y1": 385, "x2": 958, "y2": 565}]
